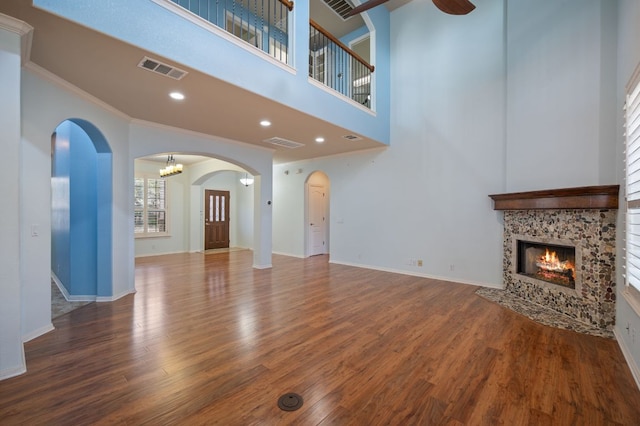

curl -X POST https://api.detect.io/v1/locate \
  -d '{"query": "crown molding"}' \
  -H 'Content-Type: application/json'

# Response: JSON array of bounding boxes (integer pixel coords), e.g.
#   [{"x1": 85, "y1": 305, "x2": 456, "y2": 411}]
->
[
  {"x1": 0, "y1": 12, "x2": 34, "y2": 64},
  {"x1": 23, "y1": 61, "x2": 132, "y2": 121}
]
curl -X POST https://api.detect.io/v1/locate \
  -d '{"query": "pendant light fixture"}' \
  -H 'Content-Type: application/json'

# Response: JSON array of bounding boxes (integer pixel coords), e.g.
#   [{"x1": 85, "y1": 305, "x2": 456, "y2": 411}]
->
[
  {"x1": 159, "y1": 155, "x2": 183, "y2": 177},
  {"x1": 240, "y1": 172, "x2": 254, "y2": 186}
]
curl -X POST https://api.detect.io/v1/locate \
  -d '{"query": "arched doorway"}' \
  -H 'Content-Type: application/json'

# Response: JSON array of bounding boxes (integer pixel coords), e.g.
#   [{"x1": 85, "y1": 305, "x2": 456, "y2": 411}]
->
[
  {"x1": 51, "y1": 119, "x2": 112, "y2": 301},
  {"x1": 306, "y1": 171, "x2": 330, "y2": 257}
]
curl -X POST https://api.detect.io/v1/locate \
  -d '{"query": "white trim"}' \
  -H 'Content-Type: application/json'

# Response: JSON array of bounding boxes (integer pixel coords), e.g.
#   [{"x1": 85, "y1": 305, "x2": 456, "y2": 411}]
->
[
  {"x1": 24, "y1": 62, "x2": 132, "y2": 120},
  {"x1": 0, "y1": 365, "x2": 26, "y2": 381},
  {"x1": 23, "y1": 324, "x2": 55, "y2": 343},
  {"x1": 623, "y1": 286, "x2": 640, "y2": 317},
  {"x1": 134, "y1": 249, "x2": 185, "y2": 258},
  {"x1": 150, "y1": 0, "x2": 295, "y2": 74},
  {"x1": 328, "y1": 259, "x2": 503, "y2": 289},
  {"x1": 614, "y1": 328, "x2": 640, "y2": 391},
  {"x1": 97, "y1": 288, "x2": 136, "y2": 302},
  {"x1": 0, "y1": 12, "x2": 34, "y2": 64},
  {"x1": 252, "y1": 263, "x2": 273, "y2": 269},
  {"x1": 308, "y1": 77, "x2": 377, "y2": 116},
  {"x1": 0, "y1": 12, "x2": 33, "y2": 36},
  {"x1": 272, "y1": 250, "x2": 305, "y2": 258}
]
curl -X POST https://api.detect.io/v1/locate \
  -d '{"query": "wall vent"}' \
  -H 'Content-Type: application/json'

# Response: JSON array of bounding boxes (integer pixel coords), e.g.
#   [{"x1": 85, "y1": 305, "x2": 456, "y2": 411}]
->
[
  {"x1": 263, "y1": 137, "x2": 305, "y2": 149},
  {"x1": 342, "y1": 134, "x2": 362, "y2": 141},
  {"x1": 322, "y1": 0, "x2": 355, "y2": 20},
  {"x1": 138, "y1": 57, "x2": 188, "y2": 80}
]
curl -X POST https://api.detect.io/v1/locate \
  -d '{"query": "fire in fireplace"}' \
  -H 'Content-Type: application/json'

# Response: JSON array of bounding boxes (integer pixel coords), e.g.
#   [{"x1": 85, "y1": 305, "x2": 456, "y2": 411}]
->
[{"x1": 517, "y1": 240, "x2": 576, "y2": 289}]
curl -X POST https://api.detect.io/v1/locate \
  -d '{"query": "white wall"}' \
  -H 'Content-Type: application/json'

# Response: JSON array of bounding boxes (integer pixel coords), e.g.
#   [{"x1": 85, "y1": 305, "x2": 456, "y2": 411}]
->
[
  {"x1": 134, "y1": 164, "x2": 255, "y2": 257},
  {"x1": 506, "y1": 0, "x2": 617, "y2": 191},
  {"x1": 21, "y1": 65, "x2": 135, "y2": 331},
  {"x1": 274, "y1": 0, "x2": 507, "y2": 286},
  {"x1": 616, "y1": 0, "x2": 640, "y2": 387},
  {"x1": 130, "y1": 122, "x2": 272, "y2": 267},
  {"x1": 0, "y1": 18, "x2": 27, "y2": 379},
  {"x1": 134, "y1": 159, "x2": 190, "y2": 257}
]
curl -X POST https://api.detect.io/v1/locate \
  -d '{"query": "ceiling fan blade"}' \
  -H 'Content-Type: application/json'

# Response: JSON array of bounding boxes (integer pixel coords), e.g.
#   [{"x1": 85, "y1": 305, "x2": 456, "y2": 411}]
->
[
  {"x1": 345, "y1": 0, "x2": 391, "y2": 17},
  {"x1": 432, "y1": 0, "x2": 476, "y2": 15}
]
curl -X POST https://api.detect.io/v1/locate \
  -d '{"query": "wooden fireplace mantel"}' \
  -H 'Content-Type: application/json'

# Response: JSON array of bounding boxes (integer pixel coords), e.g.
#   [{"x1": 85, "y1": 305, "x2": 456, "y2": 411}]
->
[{"x1": 489, "y1": 185, "x2": 620, "y2": 210}]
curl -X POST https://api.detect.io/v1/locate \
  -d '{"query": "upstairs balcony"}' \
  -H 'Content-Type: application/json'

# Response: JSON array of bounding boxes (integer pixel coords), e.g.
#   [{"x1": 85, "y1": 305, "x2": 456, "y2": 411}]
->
[
  {"x1": 25, "y1": 0, "x2": 390, "y2": 160},
  {"x1": 168, "y1": 0, "x2": 374, "y2": 109}
]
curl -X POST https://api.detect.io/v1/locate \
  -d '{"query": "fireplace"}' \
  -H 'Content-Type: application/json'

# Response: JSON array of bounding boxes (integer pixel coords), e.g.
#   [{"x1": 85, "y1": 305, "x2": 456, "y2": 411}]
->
[
  {"x1": 516, "y1": 240, "x2": 576, "y2": 289},
  {"x1": 489, "y1": 185, "x2": 619, "y2": 332}
]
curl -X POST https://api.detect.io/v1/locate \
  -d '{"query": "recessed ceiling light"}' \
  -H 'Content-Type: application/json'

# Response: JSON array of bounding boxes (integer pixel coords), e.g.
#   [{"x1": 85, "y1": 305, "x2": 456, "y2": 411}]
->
[
  {"x1": 169, "y1": 91, "x2": 185, "y2": 100},
  {"x1": 315, "y1": 137, "x2": 325, "y2": 143},
  {"x1": 260, "y1": 120, "x2": 272, "y2": 127}
]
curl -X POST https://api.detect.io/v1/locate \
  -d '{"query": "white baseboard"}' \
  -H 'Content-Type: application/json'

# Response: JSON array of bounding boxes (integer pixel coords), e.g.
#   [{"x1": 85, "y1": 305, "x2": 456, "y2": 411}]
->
[
  {"x1": 97, "y1": 288, "x2": 136, "y2": 302},
  {"x1": 614, "y1": 328, "x2": 640, "y2": 391},
  {"x1": 23, "y1": 323, "x2": 55, "y2": 343},
  {"x1": 0, "y1": 364, "x2": 26, "y2": 381},
  {"x1": 252, "y1": 263, "x2": 273, "y2": 269},
  {"x1": 272, "y1": 251, "x2": 306, "y2": 259},
  {"x1": 328, "y1": 259, "x2": 503, "y2": 289}
]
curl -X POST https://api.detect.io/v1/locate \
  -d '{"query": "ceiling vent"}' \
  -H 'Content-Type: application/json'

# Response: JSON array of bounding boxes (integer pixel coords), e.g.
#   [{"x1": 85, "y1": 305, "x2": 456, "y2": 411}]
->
[
  {"x1": 138, "y1": 57, "x2": 188, "y2": 80},
  {"x1": 342, "y1": 134, "x2": 362, "y2": 141},
  {"x1": 263, "y1": 137, "x2": 305, "y2": 149},
  {"x1": 322, "y1": 0, "x2": 355, "y2": 20}
]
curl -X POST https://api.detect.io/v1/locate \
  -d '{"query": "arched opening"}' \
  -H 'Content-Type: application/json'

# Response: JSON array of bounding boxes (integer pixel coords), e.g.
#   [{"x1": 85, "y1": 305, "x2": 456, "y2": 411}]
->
[
  {"x1": 51, "y1": 119, "x2": 113, "y2": 307},
  {"x1": 305, "y1": 171, "x2": 330, "y2": 257},
  {"x1": 134, "y1": 154, "x2": 256, "y2": 257}
]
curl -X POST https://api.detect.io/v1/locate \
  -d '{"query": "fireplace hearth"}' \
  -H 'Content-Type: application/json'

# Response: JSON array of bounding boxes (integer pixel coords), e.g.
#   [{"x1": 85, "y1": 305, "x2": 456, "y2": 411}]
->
[{"x1": 489, "y1": 185, "x2": 619, "y2": 332}]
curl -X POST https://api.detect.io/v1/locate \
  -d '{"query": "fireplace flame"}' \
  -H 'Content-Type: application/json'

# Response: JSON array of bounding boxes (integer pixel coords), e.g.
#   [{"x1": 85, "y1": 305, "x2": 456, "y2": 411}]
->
[{"x1": 536, "y1": 248, "x2": 575, "y2": 279}]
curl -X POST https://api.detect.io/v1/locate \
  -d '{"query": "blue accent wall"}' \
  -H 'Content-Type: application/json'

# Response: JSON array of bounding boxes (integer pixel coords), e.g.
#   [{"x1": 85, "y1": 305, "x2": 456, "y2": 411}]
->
[
  {"x1": 69, "y1": 122, "x2": 98, "y2": 295},
  {"x1": 51, "y1": 123, "x2": 71, "y2": 289},
  {"x1": 51, "y1": 119, "x2": 113, "y2": 297}
]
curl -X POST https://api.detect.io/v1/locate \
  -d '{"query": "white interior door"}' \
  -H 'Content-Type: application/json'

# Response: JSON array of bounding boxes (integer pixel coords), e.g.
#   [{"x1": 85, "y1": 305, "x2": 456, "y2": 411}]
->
[{"x1": 308, "y1": 184, "x2": 326, "y2": 256}]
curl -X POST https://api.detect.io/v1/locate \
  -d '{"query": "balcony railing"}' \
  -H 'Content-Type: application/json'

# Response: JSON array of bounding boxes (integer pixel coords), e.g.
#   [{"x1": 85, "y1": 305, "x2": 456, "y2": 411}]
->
[
  {"x1": 309, "y1": 19, "x2": 374, "y2": 108},
  {"x1": 166, "y1": 2, "x2": 374, "y2": 109},
  {"x1": 170, "y1": 0, "x2": 292, "y2": 64}
]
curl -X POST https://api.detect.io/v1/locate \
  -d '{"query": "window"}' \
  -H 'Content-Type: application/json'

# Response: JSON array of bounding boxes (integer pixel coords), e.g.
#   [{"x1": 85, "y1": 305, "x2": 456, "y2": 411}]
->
[
  {"x1": 624, "y1": 63, "x2": 640, "y2": 312},
  {"x1": 135, "y1": 176, "x2": 167, "y2": 236}
]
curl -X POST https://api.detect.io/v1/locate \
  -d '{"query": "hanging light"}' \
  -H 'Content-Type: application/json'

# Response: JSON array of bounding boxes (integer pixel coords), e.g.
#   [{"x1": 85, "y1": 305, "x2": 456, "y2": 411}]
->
[
  {"x1": 159, "y1": 155, "x2": 183, "y2": 177},
  {"x1": 240, "y1": 172, "x2": 254, "y2": 187}
]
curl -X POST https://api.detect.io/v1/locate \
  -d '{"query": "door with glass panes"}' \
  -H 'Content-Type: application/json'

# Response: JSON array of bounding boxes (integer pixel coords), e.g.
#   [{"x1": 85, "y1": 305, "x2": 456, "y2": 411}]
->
[{"x1": 204, "y1": 190, "x2": 230, "y2": 250}]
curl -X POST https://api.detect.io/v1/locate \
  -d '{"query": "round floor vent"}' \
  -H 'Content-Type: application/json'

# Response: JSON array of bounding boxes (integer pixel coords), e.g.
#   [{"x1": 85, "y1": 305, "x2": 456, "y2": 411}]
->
[{"x1": 277, "y1": 393, "x2": 303, "y2": 411}]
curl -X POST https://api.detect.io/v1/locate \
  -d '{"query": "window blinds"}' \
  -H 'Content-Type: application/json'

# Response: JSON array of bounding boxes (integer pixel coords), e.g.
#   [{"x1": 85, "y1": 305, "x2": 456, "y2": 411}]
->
[{"x1": 625, "y1": 72, "x2": 640, "y2": 291}]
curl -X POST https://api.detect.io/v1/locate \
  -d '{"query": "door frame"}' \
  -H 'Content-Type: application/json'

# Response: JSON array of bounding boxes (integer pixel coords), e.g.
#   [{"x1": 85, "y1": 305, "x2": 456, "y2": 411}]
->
[{"x1": 305, "y1": 171, "x2": 330, "y2": 257}]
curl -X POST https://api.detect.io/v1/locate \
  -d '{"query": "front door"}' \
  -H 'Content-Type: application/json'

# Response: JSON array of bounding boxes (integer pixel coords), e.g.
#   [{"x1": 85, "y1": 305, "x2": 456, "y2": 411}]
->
[{"x1": 204, "y1": 190, "x2": 230, "y2": 250}]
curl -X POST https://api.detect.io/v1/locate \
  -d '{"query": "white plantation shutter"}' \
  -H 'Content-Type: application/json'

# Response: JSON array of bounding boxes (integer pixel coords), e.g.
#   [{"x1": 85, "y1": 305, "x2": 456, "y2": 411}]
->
[
  {"x1": 134, "y1": 175, "x2": 168, "y2": 235},
  {"x1": 625, "y1": 67, "x2": 640, "y2": 291}
]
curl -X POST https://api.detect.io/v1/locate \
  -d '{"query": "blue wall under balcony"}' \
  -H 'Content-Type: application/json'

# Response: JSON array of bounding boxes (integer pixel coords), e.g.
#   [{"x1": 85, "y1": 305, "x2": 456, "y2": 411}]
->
[
  {"x1": 33, "y1": 0, "x2": 390, "y2": 146},
  {"x1": 51, "y1": 119, "x2": 113, "y2": 298}
]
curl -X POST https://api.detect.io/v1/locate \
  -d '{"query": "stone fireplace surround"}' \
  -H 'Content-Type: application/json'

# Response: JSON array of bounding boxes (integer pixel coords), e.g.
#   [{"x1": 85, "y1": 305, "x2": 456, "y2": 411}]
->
[{"x1": 489, "y1": 186, "x2": 619, "y2": 334}]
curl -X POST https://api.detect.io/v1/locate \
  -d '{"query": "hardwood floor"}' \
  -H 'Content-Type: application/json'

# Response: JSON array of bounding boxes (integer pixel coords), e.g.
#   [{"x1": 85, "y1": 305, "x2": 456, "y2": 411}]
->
[{"x1": 1, "y1": 251, "x2": 640, "y2": 425}]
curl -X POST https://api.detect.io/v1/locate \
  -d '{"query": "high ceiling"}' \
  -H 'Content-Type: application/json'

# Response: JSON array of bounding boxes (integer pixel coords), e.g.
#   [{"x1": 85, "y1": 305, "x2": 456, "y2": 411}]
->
[{"x1": 0, "y1": 0, "x2": 407, "y2": 164}]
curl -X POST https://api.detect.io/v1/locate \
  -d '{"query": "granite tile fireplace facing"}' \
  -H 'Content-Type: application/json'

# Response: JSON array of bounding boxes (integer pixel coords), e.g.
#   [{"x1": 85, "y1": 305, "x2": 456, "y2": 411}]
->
[{"x1": 489, "y1": 186, "x2": 619, "y2": 332}]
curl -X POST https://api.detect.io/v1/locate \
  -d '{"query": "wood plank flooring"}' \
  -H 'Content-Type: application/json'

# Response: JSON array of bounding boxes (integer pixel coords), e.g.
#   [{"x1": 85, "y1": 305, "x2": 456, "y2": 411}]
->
[{"x1": 1, "y1": 251, "x2": 640, "y2": 425}]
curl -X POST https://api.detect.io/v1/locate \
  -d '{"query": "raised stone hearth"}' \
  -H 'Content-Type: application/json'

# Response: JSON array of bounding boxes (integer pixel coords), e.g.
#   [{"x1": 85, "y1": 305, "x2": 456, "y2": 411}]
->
[{"x1": 489, "y1": 186, "x2": 619, "y2": 334}]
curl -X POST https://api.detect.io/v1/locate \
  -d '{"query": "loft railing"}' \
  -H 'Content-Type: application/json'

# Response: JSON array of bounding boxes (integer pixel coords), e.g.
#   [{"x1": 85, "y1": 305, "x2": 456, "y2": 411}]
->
[
  {"x1": 309, "y1": 19, "x2": 374, "y2": 108},
  {"x1": 170, "y1": 0, "x2": 292, "y2": 64}
]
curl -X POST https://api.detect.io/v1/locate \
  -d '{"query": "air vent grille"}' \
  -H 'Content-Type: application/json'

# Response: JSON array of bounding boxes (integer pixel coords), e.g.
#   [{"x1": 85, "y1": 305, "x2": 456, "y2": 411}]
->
[
  {"x1": 322, "y1": 0, "x2": 355, "y2": 20},
  {"x1": 342, "y1": 134, "x2": 362, "y2": 141},
  {"x1": 138, "y1": 57, "x2": 188, "y2": 80},
  {"x1": 263, "y1": 137, "x2": 305, "y2": 149}
]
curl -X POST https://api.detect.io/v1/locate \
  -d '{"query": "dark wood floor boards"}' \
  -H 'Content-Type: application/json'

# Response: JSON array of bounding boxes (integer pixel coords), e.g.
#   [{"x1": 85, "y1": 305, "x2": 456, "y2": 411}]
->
[{"x1": 1, "y1": 250, "x2": 639, "y2": 425}]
